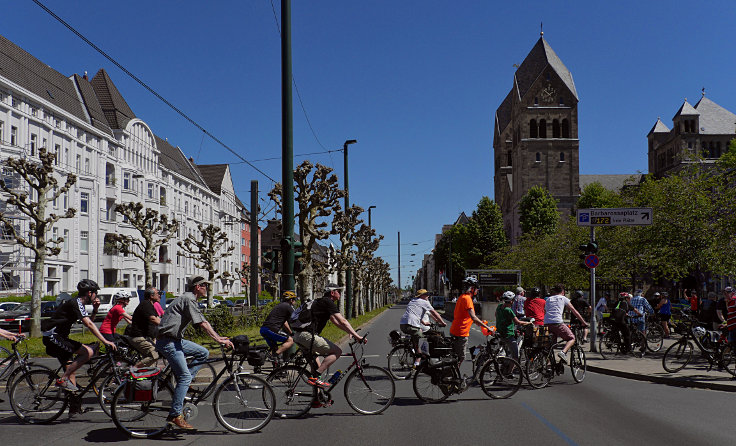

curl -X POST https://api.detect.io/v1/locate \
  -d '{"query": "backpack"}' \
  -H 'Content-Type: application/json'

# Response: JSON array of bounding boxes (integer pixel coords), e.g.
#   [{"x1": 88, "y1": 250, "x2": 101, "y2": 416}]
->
[
  {"x1": 290, "y1": 299, "x2": 317, "y2": 331},
  {"x1": 610, "y1": 300, "x2": 628, "y2": 323}
]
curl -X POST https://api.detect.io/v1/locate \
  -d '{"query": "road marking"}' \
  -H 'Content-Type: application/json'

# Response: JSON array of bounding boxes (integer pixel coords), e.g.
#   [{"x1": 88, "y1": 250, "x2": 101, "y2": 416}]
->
[{"x1": 521, "y1": 402, "x2": 579, "y2": 446}]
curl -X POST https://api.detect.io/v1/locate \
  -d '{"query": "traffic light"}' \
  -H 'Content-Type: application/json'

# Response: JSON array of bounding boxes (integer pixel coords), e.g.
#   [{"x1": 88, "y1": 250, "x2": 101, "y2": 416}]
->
[
  {"x1": 293, "y1": 240, "x2": 304, "y2": 259},
  {"x1": 262, "y1": 250, "x2": 280, "y2": 272},
  {"x1": 579, "y1": 242, "x2": 599, "y2": 269}
]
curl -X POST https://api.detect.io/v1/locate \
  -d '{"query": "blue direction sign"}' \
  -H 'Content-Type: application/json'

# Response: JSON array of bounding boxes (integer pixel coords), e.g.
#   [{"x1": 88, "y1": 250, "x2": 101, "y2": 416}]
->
[{"x1": 584, "y1": 254, "x2": 599, "y2": 269}]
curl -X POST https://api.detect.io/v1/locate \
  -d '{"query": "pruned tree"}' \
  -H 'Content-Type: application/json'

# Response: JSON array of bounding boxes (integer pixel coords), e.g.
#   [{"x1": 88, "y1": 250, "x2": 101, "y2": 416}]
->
[
  {"x1": 178, "y1": 223, "x2": 235, "y2": 306},
  {"x1": 352, "y1": 224, "x2": 383, "y2": 316},
  {"x1": 0, "y1": 147, "x2": 76, "y2": 337},
  {"x1": 330, "y1": 204, "x2": 363, "y2": 313},
  {"x1": 111, "y1": 202, "x2": 178, "y2": 288}
]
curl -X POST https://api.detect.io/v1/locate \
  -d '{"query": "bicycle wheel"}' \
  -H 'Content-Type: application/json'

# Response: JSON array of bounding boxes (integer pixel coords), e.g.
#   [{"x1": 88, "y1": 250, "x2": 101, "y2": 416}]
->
[
  {"x1": 662, "y1": 339, "x2": 694, "y2": 372},
  {"x1": 9, "y1": 369, "x2": 68, "y2": 424},
  {"x1": 266, "y1": 365, "x2": 315, "y2": 418},
  {"x1": 344, "y1": 365, "x2": 395, "y2": 415},
  {"x1": 598, "y1": 331, "x2": 617, "y2": 359},
  {"x1": 646, "y1": 324, "x2": 664, "y2": 352},
  {"x1": 214, "y1": 373, "x2": 276, "y2": 433},
  {"x1": 188, "y1": 361, "x2": 217, "y2": 395},
  {"x1": 0, "y1": 346, "x2": 13, "y2": 381},
  {"x1": 387, "y1": 346, "x2": 414, "y2": 380},
  {"x1": 111, "y1": 379, "x2": 174, "y2": 438},
  {"x1": 412, "y1": 364, "x2": 451, "y2": 403},
  {"x1": 719, "y1": 344, "x2": 736, "y2": 377},
  {"x1": 479, "y1": 357, "x2": 522, "y2": 399},
  {"x1": 98, "y1": 370, "x2": 127, "y2": 418},
  {"x1": 525, "y1": 351, "x2": 550, "y2": 389},
  {"x1": 570, "y1": 345, "x2": 587, "y2": 383}
]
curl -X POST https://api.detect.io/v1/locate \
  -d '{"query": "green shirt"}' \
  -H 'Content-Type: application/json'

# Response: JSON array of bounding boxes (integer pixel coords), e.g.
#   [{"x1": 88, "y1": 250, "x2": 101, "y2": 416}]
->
[{"x1": 495, "y1": 305, "x2": 516, "y2": 338}]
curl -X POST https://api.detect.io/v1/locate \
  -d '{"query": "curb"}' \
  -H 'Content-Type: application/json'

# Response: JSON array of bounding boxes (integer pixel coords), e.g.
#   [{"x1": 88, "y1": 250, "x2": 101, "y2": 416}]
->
[{"x1": 588, "y1": 365, "x2": 736, "y2": 392}]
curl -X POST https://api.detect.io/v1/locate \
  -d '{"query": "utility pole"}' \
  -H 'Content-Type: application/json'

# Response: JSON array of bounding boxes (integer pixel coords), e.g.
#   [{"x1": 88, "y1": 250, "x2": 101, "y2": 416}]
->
[
  {"x1": 397, "y1": 231, "x2": 401, "y2": 296},
  {"x1": 343, "y1": 139, "x2": 357, "y2": 318},
  {"x1": 368, "y1": 205, "x2": 376, "y2": 228},
  {"x1": 249, "y1": 180, "x2": 259, "y2": 306},
  {"x1": 280, "y1": 0, "x2": 295, "y2": 293}
]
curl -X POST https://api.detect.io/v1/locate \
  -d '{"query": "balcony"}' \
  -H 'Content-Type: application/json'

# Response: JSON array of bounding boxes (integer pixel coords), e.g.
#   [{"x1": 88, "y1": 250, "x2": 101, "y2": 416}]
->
[
  {"x1": 102, "y1": 253, "x2": 121, "y2": 270},
  {"x1": 154, "y1": 261, "x2": 173, "y2": 275}
]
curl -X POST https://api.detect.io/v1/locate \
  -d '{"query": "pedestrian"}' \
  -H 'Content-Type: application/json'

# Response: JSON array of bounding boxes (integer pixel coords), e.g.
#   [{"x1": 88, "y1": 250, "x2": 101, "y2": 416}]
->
[
  {"x1": 595, "y1": 293, "x2": 609, "y2": 331},
  {"x1": 656, "y1": 292, "x2": 671, "y2": 338},
  {"x1": 512, "y1": 287, "x2": 526, "y2": 317}
]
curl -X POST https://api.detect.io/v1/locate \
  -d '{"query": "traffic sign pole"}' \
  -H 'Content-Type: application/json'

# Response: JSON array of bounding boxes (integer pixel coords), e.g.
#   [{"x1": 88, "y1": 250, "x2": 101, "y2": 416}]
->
[{"x1": 589, "y1": 226, "x2": 598, "y2": 353}]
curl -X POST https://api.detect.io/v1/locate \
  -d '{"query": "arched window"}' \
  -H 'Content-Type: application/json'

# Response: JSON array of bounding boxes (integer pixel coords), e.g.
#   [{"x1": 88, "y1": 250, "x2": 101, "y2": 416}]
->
[
  {"x1": 507, "y1": 151, "x2": 513, "y2": 166},
  {"x1": 534, "y1": 97, "x2": 539, "y2": 106},
  {"x1": 559, "y1": 152, "x2": 565, "y2": 162},
  {"x1": 538, "y1": 119, "x2": 547, "y2": 138},
  {"x1": 529, "y1": 119, "x2": 538, "y2": 138},
  {"x1": 535, "y1": 152, "x2": 541, "y2": 162},
  {"x1": 561, "y1": 119, "x2": 570, "y2": 138},
  {"x1": 552, "y1": 119, "x2": 561, "y2": 138}
]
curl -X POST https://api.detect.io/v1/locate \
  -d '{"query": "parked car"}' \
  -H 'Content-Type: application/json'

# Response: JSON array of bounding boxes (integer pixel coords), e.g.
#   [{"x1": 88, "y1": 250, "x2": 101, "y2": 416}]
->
[
  {"x1": 431, "y1": 296, "x2": 445, "y2": 310},
  {"x1": 0, "y1": 301, "x2": 58, "y2": 332},
  {"x1": 85, "y1": 287, "x2": 140, "y2": 320},
  {"x1": 222, "y1": 300, "x2": 235, "y2": 308},
  {"x1": 0, "y1": 302, "x2": 20, "y2": 312},
  {"x1": 234, "y1": 299, "x2": 246, "y2": 307},
  {"x1": 257, "y1": 299, "x2": 270, "y2": 306},
  {"x1": 197, "y1": 301, "x2": 207, "y2": 309},
  {"x1": 211, "y1": 299, "x2": 221, "y2": 307}
]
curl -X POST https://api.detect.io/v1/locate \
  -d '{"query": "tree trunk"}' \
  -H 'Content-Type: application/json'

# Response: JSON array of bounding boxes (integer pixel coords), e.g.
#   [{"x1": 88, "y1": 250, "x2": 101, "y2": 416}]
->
[
  {"x1": 337, "y1": 268, "x2": 346, "y2": 314},
  {"x1": 144, "y1": 259, "x2": 153, "y2": 289},
  {"x1": 30, "y1": 251, "x2": 45, "y2": 338}
]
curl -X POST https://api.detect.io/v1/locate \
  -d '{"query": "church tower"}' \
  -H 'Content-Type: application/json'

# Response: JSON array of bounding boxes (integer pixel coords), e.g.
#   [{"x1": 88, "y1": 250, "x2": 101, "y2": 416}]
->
[{"x1": 493, "y1": 34, "x2": 580, "y2": 244}]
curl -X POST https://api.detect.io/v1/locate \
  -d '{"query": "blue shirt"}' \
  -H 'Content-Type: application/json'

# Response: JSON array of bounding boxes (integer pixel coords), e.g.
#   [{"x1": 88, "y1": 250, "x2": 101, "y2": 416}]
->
[{"x1": 629, "y1": 295, "x2": 653, "y2": 324}]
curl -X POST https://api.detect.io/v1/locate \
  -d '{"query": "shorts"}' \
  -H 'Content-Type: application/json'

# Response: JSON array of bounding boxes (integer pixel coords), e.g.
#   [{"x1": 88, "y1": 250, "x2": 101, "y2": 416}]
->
[
  {"x1": 260, "y1": 326, "x2": 290, "y2": 349},
  {"x1": 400, "y1": 324, "x2": 423, "y2": 345},
  {"x1": 129, "y1": 336, "x2": 160, "y2": 367},
  {"x1": 43, "y1": 334, "x2": 82, "y2": 365},
  {"x1": 293, "y1": 331, "x2": 339, "y2": 356},
  {"x1": 451, "y1": 335, "x2": 468, "y2": 361},
  {"x1": 546, "y1": 323, "x2": 574, "y2": 342}
]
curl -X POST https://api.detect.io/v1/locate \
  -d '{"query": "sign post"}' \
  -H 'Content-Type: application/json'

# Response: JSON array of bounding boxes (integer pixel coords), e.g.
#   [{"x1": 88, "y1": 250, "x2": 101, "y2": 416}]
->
[{"x1": 576, "y1": 208, "x2": 653, "y2": 352}]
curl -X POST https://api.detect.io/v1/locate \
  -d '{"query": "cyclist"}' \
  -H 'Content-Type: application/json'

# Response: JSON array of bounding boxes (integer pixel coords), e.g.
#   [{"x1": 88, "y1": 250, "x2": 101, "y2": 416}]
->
[
  {"x1": 99, "y1": 291, "x2": 133, "y2": 343},
  {"x1": 292, "y1": 283, "x2": 364, "y2": 390},
  {"x1": 571, "y1": 290, "x2": 591, "y2": 344},
  {"x1": 610, "y1": 292, "x2": 643, "y2": 355},
  {"x1": 629, "y1": 289, "x2": 653, "y2": 337},
  {"x1": 725, "y1": 287, "x2": 736, "y2": 345},
  {"x1": 260, "y1": 291, "x2": 298, "y2": 364},
  {"x1": 523, "y1": 287, "x2": 545, "y2": 326},
  {"x1": 543, "y1": 284, "x2": 588, "y2": 364},
  {"x1": 656, "y1": 292, "x2": 672, "y2": 338},
  {"x1": 595, "y1": 293, "x2": 609, "y2": 330},
  {"x1": 496, "y1": 291, "x2": 532, "y2": 361},
  {"x1": 127, "y1": 287, "x2": 162, "y2": 367},
  {"x1": 512, "y1": 287, "x2": 525, "y2": 317},
  {"x1": 156, "y1": 276, "x2": 233, "y2": 430},
  {"x1": 0, "y1": 327, "x2": 18, "y2": 341},
  {"x1": 399, "y1": 288, "x2": 446, "y2": 367},
  {"x1": 449, "y1": 276, "x2": 494, "y2": 365},
  {"x1": 41, "y1": 279, "x2": 117, "y2": 392}
]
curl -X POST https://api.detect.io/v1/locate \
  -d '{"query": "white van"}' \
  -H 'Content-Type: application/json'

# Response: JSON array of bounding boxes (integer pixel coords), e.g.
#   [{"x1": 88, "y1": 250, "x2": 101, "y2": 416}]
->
[{"x1": 85, "y1": 287, "x2": 141, "y2": 320}]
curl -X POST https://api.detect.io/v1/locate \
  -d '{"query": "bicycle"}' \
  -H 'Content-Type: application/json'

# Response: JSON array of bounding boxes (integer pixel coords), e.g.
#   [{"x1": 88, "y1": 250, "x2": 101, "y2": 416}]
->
[
  {"x1": 661, "y1": 311, "x2": 735, "y2": 376},
  {"x1": 598, "y1": 318, "x2": 648, "y2": 359},
  {"x1": 0, "y1": 336, "x2": 52, "y2": 395},
  {"x1": 111, "y1": 342, "x2": 276, "y2": 438},
  {"x1": 386, "y1": 325, "x2": 440, "y2": 381},
  {"x1": 525, "y1": 330, "x2": 586, "y2": 389},
  {"x1": 413, "y1": 328, "x2": 523, "y2": 402},
  {"x1": 9, "y1": 345, "x2": 131, "y2": 423},
  {"x1": 267, "y1": 332, "x2": 395, "y2": 418}
]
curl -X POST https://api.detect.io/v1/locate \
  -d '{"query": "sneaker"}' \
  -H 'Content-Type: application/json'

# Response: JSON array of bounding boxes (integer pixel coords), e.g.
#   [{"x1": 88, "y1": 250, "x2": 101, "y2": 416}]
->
[
  {"x1": 311, "y1": 400, "x2": 325, "y2": 408},
  {"x1": 167, "y1": 414, "x2": 195, "y2": 430},
  {"x1": 56, "y1": 378, "x2": 78, "y2": 392},
  {"x1": 307, "y1": 377, "x2": 330, "y2": 389},
  {"x1": 557, "y1": 351, "x2": 568, "y2": 364}
]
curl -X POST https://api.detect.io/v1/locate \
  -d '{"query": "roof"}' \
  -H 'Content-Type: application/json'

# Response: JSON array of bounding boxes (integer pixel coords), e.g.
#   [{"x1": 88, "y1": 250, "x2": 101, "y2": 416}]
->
[
  {"x1": 154, "y1": 135, "x2": 208, "y2": 188},
  {"x1": 647, "y1": 118, "x2": 670, "y2": 135},
  {"x1": 72, "y1": 74, "x2": 113, "y2": 135},
  {"x1": 196, "y1": 164, "x2": 228, "y2": 195},
  {"x1": 673, "y1": 100, "x2": 699, "y2": 119},
  {"x1": 454, "y1": 212, "x2": 470, "y2": 226},
  {"x1": 514, "y1": 37, "x2": 578, "y2": 101},
  {"x1": 90, "y1": 69, "x2": 136, "y2": 130},
  {"x1": 579, "y1": 174, "x2": 643, "y2": 192},
  {"x1": 0, "y1": 34, "x2": 91, "y2": 129},
  {"x1": 494, "y1": 90, "x2": 514, "y2": 138},
  {"x1": 694, "y1": 97, "x2": 736, "y2": 134}
]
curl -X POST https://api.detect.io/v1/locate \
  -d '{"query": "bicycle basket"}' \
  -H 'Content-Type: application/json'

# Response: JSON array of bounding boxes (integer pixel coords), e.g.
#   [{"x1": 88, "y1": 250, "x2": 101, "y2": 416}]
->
[
  {"x1": 232, "y1": 334, "x2": 249, "y2": 354},
  {"x1": 388, "y1": 329, "x2": 403, "y2": 346},
  {"x1": 427, "y1": 334, "x2": 452, "y2": 357},
  {"x1": 247, "y1": 345, "x2": 268, "y2": 367},
  {"x1": 125, "y1": 367, "x2": 161, "y2": 402}
]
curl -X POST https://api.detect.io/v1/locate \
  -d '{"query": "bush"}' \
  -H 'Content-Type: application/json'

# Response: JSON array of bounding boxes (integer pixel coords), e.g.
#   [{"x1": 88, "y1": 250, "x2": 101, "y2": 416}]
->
[
  {"x1": 240, "y1": 301, "x2": 276, "y2": 328},
  {"x1": 183, "y1": 305, "x2": 236, "y2": 338},
  {"x1": 258, "y1": 290, "x2": 273, "y2": 301},
  {"x1": 165, "y1": 292, "x2": 175, "y2": 301}
]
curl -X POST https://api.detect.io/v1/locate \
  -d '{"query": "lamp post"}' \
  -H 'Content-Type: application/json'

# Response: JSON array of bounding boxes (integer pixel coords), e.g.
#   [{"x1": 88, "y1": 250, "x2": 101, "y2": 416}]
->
[
  {"x1": 343, "y1": 139, "x2": 357, "y2": 318},
  {"x1": 368, "y1": 205, "x2": 376, "y2": 228}
]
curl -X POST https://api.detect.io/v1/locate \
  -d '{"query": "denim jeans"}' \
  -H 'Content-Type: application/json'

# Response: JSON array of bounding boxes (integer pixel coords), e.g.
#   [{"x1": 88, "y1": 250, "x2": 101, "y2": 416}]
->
[{"x1": 156, "y1": 338, "x2": 209, "y2": 417}]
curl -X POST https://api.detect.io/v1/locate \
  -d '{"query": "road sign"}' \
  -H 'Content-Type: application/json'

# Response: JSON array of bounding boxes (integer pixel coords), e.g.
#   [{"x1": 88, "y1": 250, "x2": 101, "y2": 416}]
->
[
  {"x1": 464, "y1": 269, "x2": 521, "y2": 286},
  {"x1": 584, "y1": 254, "x2": 599, "y2": 269},
  {"x1": 576, "y1": 208, "x2": 653, "y2": 227}
]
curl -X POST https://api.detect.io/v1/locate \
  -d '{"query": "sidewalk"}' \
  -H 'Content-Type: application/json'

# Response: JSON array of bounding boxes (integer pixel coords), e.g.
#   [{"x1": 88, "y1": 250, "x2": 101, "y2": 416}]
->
[{"x1": 585, "y1": 337, "x2": 736, "y2": 392}]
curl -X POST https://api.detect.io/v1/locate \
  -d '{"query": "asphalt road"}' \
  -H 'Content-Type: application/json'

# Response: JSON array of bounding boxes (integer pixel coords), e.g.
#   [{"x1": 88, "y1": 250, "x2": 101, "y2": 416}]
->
[{"x1": 0, "y1": 304, "x2": 733, "y2": 445}]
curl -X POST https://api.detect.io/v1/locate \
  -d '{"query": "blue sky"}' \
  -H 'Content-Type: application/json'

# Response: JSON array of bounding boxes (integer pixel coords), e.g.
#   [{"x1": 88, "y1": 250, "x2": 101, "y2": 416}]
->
[{"x1": 4, "y1": 0, "x2": 736, "y2": 287}]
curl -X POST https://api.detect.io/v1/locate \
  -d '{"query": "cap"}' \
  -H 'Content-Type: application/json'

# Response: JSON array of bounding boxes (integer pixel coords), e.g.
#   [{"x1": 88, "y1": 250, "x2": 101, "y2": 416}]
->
[
  {"x1": 189, "y1": 276, "x2": 210, "y2": 287},
  {"x1": 324, "y1": 283, "x2": 343, "y2": 292},
  {"x1": 516, "y1": 286, "x2": 524, "y2": 294},
  {"x1": 415, "y1": 289, "x2": 429, "y2": 297}
]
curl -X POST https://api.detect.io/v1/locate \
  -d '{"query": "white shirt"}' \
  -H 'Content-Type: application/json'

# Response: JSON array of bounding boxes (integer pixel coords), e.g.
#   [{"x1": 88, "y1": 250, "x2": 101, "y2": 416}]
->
[
  {"x1": 544, "y1": 294, "x2": 570, "y2": 324},
  {"x1": 400, "y1": 297, "x2": 434, "y2": 327}
]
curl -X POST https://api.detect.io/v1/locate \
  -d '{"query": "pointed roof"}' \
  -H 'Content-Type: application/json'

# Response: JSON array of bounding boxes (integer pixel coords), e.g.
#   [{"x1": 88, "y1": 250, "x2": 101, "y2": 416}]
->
[
  {"x1": 494, "y1": 90, "x2": 514, "y2": 137},
  {"x1": 154, "y1": 135, "x2": 208, "y2": 188},
  {"x1": 673, "y1": 100, "x2": 699, "y2": 119},
  {"x1": 90, "y1": 68, "x2": 136, "y2": 129},
  {"x1": 72, "y1": 74, "x2": 113, "y2": 135},
  {"x1": 647, "y1": 118, "x2": 670, "y2": 135},
  {"x1": 694, "y1": 97, "x2": 736, "y2": 134},
  {"x1": 514, "y1": 37, "x2": 578, "y2": 101},
  {"x1": 196, "y1": 164, "x2": 229, "y2": 195}
]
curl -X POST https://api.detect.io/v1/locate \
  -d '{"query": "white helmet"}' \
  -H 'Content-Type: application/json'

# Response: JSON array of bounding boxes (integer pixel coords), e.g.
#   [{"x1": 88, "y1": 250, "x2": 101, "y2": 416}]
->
[
  {"x1": 502, "y1": 291, "x2": 515, "y2": 302},
  {"x1": 692, "y1": 326, "x2": 706, "y2": 338}
]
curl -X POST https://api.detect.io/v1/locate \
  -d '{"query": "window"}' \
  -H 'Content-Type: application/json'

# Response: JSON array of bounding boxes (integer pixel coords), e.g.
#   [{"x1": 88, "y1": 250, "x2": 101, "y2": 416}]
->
[
  {"x1": 76, "y1": 155, "x2": 81, "y2": 172},
  {"x1": 31, "y1": 107, "x2": 37, "y2": 117},
  {"x1": 84, "y1": 157, "x2": 90, "y2": 174},
  {"x1": 52, "y1": 227, "x2": 58, "y2": 243},
  {"x1": 11, "y1": 126, "x2": 17, "y2": 146},
  {"x1": 552, "y1": 119, "x2": 560, "y2": 138},
  {"x1": 63, "y1": 230, "x2": 69, "y2": 252},
  {"x1": 559, "y1": 97, "x2": 565, "y2": 106},
  {"x1": 80, "y1": 192, "x2": 89, "y2": 214},
  {"x1": 62, "y1": 193, "x2": 67, "y2": 210},
  {"x1": 81, "y1": 231, "x2": 89, "y2": 253},
  {"x1": 30, "y1": 134, "x2": 36, "y2": 156},
  {"x1": 123, "y1": 172, "x2": 131, "y2": 190},
  {"x1": 538, "y1": 119, "x2": 547, "y2": 138},
  {"x1": 529, "y1": 119, "x2": 538, "y2": 138},
  {"x1": 506, "y1": 151, "x2": 512, "y2": 166},
  {"x1": 561, "y1": 119, "x2": 570, "y2": 138},
  {"x1": 535, "y1": 152, "x2": 541, "y2": 162},
  {"x1": 148, "y1": 183, "x2": 154, "y2": 199},
  {"x1": 559, "y1": 152, "x2": 565, "y2": 162},
  {"x1": 54, "y1": 144, "x2": 60, "y2": 165},
  {"x1": 0, "y1": 121, "x2": 3, "y2": 142},
  {"x1": 81, "y1": 269, "x2": 88, "y2": 280},
  {"x1": 534, "y1": 97, "x2": 539, "y2": 106},
  {"x1": 185, "y1": 201, "x2": 189, "y2": 215}
]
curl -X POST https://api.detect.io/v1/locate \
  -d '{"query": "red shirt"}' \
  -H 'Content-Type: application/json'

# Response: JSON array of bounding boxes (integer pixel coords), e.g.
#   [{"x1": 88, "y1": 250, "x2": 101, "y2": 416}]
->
[
  {"x1": 524, "y1": 298, "x2": 546, "y2": 326},
  {"x1": 689, "y1": 296, "x2": 698, "y2": 312},
  {"x1": 100, "y1": 304, "x2": 126, "y2": 334},
  {"x1": 727, "y1": 297, "x2": 736, "y2": 332}
]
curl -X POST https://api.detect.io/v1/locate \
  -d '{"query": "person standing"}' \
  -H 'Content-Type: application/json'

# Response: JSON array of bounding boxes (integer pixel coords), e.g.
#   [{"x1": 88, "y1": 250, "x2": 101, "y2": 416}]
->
[
  {"x1": 629, "y1": 289, "x2": 653, "y2": 338},
  {"x1": 156, "y1": 276, "x2": 233, "y2": 430},
  {"x1": 656, "y1": 292, "x2": 672, "y2": 338},
  {"x1": 127, "y1": 287, "x2": 162, "y2": 368},
  {"x1": 725, "y1": 287, "x2": 736, "y2": 345},
  {"x1": 449, "y1": 277, "x2": 494, "y2": 365},
  {"x1": 543, "y1": 284, "x2": 588, "y2": 364},
  {"x1": 512, "y1": 287, "x2": 526, "y2": 317},
  {"x1": 400, "y1": 289, "x2": 446, "y2": 366},
  {"x1": 595, "y1": 293, "x2": 609, "y2": 330}
]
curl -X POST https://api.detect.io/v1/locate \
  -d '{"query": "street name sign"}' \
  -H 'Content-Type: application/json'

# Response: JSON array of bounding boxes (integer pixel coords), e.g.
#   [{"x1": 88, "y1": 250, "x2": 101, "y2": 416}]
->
[{"x1": 576, "y1": 208, "x2": 653, "y2": 227}]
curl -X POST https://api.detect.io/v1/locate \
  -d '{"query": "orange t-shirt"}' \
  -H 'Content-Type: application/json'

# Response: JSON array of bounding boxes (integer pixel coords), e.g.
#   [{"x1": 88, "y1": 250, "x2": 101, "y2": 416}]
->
[{"x1": 450, "y1": 293, "x2": 474, "y2": 337}]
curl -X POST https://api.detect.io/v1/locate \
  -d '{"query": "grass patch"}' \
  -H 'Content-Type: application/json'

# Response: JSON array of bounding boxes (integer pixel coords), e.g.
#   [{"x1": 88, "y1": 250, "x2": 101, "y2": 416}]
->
[{"x1": 321, "y1": 305, "x2": 389, "y2": 343}]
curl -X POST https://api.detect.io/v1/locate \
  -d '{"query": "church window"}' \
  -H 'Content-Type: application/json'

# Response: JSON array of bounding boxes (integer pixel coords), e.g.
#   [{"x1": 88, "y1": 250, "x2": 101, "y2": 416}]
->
[
  {"x1": 552, "y1": 119, "x2": 560, "y2": 138},
  {"x1": 561, "y1": 119, "x2": 570, "y2": 138},
  {"x1": 534, "y1": 97, "x2": 539, "y2": 106},
  {"x1": 559, "y1": 96, "x2": 565, "y2": 106},
  {"x1": 535, "y1": 152, "x2": 541, "y2": 162},
  {"x1": 559, "y1": 152, "x2": 565, "y2": 162},
  {"x1": 538, "y1": 119, "x2": 547, "y2": 138},
  {"x1": 507, "y1": 151, "x2": 512, "y2": 166},
  {"x1": 529, "y1": 119, "x2": 538, "y2": 138},
  {"x1": 546, "y1": 72, "x2": 551, "y2": 81}
]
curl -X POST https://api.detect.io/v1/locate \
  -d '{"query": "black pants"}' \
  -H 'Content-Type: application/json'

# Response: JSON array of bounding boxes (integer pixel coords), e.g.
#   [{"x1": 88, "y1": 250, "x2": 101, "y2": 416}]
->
[{"x1": 612, "y1": 321, "x2": 631, "y2": 352}]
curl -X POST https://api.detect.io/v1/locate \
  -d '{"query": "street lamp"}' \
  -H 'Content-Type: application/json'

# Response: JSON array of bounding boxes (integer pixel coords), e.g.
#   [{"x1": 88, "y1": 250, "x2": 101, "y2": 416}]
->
[
  {"x1": 343, "y1": 139, "x2": 357, "y2": 319},
  {"x1": 368, "y1": 205, "x2": 376, "y2": 228}
]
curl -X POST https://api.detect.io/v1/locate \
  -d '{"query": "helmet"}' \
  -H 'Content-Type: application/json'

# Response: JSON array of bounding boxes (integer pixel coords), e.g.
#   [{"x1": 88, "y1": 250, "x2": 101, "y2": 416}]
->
[
  {"x1": 619, "y1": 292, "x2": 630, "y2": 299},
  {"x1": 653, "y1": 292, "x2": 661, "y2": 297},
  {"x1": 281, "y1": 291, "x2": 298, "y2": 302},
  {"x1": 113, "y1": 291, "x2": 131, "y2": 304},
  {"x1": 692, "y1": 326, "x2": 706, "y2": 338},
  {"x1": 528, "y1": 287, "x2": 541, "y2": 298},
  {"x1": 463, "y1": 276, "x2": 478, "y2": 287},
  {"x1": 573, "y1": 290, "x2": 584, "y2": 299},
  {"x1": 502, "y1": 291, "x2": 515, "y2": 302},
  {"x1": 77, "y1": 279, "x2": 100, "y2": 294}
]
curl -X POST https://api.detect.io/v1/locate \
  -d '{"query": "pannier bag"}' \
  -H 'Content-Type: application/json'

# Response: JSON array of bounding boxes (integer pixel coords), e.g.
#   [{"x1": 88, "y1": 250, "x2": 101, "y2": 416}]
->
[
  {"x1": 232, "y1": 335, "x2": 250, "y2": 354},
  {"x1": 247, "y1": 345, "x2": 268, "y2": 367},
  {"x1": 125, "y1": 367, "x2": 161, "y2": 402}
]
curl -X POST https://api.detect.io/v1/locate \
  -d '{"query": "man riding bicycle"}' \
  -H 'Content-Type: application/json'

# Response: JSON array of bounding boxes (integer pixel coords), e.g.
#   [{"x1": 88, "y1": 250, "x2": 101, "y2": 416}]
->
[
  {"x1": 260, "y1": 291, "x2": 298, "y2": 364},
  {"x1": 449, "y1": 277, "x2": 494, "y2": 365},
  {"x1": 611, "y1": 292, "x2": 644, "y2": 355},
  {"x1": 41, "y1": 279, "x2": 117, "y2": 393},
  {"x1": 543, "y1": 284, "x2": 588, "y2": 364},
  {"x1": 400, "y1": 288, "x2": 446, "y2": 367},
  {"x1": 127, "y1": 286, "x2": 162, "y2": 368}
]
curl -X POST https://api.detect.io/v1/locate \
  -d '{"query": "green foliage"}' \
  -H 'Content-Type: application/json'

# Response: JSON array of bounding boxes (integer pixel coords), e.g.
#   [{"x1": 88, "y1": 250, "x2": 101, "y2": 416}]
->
[
  {"x1": 577, "y1": 182, "x2": 624, "y2": 209},
  {"x1": 165, "y1": 292, "x2": 175, "y2": 301},
  {"x1": 0, "y1": 295, "x2": 55, "y2": 303},
  {"x1": 519, "y1": 186, "x2": 560, "y2": 237},
  {"x1": 240, "y1": 300, "x2": 277, "y2": 328},
  {"x1": 258, "y1": 290, "x2": 273, "y2": 301},
  {"x1": 183, "y1": 305, "x2": 235, "y2": 338}
]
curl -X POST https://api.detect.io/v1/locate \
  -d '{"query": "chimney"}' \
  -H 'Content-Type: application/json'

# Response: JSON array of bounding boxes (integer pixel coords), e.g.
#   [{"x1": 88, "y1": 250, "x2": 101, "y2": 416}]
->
[
  {"x1": 83, "y1": 71, "x2": 88, "y2": 80},
  {"x1": 189, "y1": 157, "x2": 195, "y2": 164}
]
